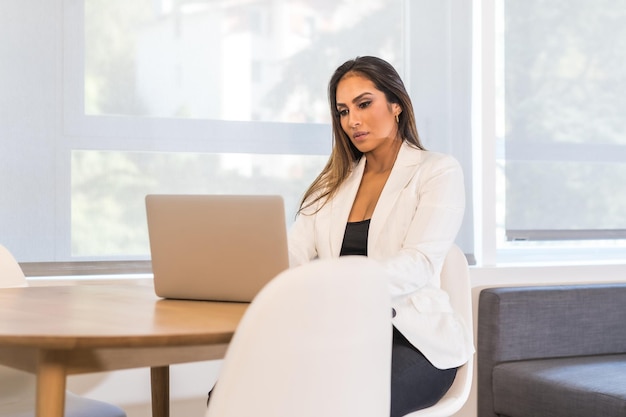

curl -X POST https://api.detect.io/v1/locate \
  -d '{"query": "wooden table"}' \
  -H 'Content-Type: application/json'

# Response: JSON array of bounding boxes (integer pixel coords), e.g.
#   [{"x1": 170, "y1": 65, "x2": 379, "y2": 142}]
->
[{"x1": 0, "y1": 284, "x2": 247, "y2": 417}]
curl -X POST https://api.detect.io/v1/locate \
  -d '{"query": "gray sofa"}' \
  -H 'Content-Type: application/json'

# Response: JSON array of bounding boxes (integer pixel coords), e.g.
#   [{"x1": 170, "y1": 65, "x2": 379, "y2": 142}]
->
[{"x1": 477, "y1": 283, "x2": 626, "y2": 417}]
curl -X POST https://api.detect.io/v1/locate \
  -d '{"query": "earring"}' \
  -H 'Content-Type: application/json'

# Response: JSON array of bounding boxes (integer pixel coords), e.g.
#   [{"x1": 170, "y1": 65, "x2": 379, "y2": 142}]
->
[{"x1": 395, "y1": 114, "x2": 400, "y2": 123}]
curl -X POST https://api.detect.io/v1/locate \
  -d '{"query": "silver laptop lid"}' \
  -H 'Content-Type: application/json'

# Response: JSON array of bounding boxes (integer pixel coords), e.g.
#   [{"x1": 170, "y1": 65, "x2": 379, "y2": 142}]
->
[{"x1": 146, "y1": 194, "x2": 289, "y2": 302}]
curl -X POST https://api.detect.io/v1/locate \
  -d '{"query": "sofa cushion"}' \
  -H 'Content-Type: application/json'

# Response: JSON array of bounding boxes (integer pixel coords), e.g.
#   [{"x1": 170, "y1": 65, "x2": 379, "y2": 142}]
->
[{"x1": 492, "y1": 354, "x2": 626, "y2": 417}]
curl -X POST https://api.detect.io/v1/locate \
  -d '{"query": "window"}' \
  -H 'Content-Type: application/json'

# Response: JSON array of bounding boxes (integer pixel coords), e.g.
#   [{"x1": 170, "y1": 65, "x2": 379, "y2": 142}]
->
[
  {"x1": 1, "y1": 0, "x2": 474, "y2": 264},
  {"x1": 490, "y1": 0, "x2": 626, "y2": 262}
]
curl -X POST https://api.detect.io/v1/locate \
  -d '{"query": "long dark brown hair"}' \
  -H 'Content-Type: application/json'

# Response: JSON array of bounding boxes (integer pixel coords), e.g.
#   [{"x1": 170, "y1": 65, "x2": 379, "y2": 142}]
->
[{"x1": 298, "y1": 56, "x2": 424, "y2": 213}]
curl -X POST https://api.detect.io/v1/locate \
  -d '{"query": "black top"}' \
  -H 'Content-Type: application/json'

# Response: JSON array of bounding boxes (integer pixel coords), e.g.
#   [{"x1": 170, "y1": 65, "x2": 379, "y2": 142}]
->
[{"x1": 339, "y1": 219, "x2": 371, "y2": 257}]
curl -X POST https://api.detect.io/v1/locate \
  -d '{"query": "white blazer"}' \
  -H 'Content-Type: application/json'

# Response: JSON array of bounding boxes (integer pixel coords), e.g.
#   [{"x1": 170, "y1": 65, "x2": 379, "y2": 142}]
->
[{"x1": 288, "y1": 142, "x2": 474, "y2": 369}]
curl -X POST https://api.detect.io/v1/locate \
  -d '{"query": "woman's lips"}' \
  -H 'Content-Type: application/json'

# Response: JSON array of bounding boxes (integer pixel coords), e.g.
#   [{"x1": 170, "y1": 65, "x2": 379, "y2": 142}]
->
[{"x1": 353, "y1": 131, "x2": 368, "y2": 141}]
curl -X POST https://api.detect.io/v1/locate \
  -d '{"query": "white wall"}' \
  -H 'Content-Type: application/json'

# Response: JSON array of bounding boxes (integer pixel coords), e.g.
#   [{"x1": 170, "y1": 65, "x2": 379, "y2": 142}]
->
[{"x1": 0, "y1": 0, "x2": 61, "y2": 259}]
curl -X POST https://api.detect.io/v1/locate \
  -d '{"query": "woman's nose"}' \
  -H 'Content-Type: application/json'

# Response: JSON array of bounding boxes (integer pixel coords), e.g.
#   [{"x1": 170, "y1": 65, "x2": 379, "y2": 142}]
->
[{"x1": 349, "y1": 114, "x2": 361, "y2": 128}]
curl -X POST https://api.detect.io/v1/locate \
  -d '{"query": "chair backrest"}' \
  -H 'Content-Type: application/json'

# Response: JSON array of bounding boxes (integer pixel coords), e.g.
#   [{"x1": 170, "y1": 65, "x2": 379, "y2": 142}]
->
[
  {"x1": 206, "y1": 256, "x2": 392, "y2": 417},
  {"x1": 405, "y1": 244, "x2": 474, "y2": 417},
  {"x1": 0, "y1": 245, "x2": 27, "y2": 288}
]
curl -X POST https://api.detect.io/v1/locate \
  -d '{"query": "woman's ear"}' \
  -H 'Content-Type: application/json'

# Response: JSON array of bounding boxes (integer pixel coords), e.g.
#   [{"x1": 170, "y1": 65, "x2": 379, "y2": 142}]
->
[{"x1": 392, "y1": 103, "x2": 402, "y2": 117}]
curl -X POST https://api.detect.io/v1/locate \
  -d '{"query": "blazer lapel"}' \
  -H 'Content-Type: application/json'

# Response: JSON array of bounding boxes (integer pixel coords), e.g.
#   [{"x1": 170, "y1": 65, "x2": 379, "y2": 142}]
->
[
  {"x1": 368, "y1": 143, "x2": 422, "y2": 250},
  {"x1": 328, "y1": 158, "x2": 366, "y2": 256}
]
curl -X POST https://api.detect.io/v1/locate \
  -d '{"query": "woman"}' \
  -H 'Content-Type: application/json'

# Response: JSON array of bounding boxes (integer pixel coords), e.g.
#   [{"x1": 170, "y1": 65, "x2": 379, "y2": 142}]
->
[{"x1": 288, "y1": 56, "x2": 474, "y2": 416}]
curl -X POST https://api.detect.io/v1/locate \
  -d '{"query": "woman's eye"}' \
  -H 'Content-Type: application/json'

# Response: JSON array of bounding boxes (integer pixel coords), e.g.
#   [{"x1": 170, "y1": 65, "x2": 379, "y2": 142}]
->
[
  {"x1": 358, "y1": 101, "x2": 371, "y2": 109},
  {"x1": 338, "y1": 109, "x2": 349, "y2": 117}
]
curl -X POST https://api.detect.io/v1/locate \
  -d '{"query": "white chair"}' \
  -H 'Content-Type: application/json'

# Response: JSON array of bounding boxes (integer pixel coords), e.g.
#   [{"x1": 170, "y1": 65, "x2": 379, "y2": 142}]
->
[
  {"x1": 206, "y1": 256, "x2": 392, "y2": 417},
  {"x1": 0, "y1": 245, "x2": 26, "y2": 288},
  {"x1": 0, "y1": 244, "x2": 127, "y2": 417},
  {"x1": 403, "y1": 244, "x2": 474, "y2": 417}
]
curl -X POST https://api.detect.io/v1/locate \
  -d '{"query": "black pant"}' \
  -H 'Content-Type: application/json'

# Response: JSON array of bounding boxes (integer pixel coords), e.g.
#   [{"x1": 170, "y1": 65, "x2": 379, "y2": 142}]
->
[
  {"x1": 391, "y1": 326, "x2": 457, "y2": 417},
  {"x1": 208, "y1": 326, "x2": 457, "y2": 416}
]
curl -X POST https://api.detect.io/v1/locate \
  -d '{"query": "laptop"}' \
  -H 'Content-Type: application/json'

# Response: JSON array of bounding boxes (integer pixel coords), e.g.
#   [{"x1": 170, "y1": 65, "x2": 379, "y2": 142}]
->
[{"x1": 145, "y1": 194, "x2": 290, "y2": 302}]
